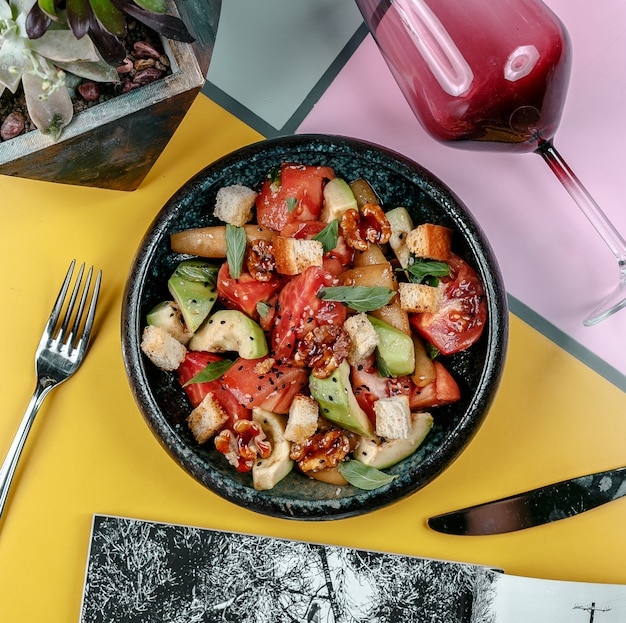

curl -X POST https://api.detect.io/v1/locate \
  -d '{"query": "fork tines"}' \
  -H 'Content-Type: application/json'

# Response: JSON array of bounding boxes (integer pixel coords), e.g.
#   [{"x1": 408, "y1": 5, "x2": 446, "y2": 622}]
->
[{"x1": 48, "y1": 260, "x2": 102, "y2": 354}]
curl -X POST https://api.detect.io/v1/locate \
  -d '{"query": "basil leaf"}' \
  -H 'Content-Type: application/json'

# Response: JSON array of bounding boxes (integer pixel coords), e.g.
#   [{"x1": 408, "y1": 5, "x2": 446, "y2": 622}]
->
[
  {"x1": 425, "y1": 341, "x2": 440, "y2": 360},
  {"x1": 403, "y1": 258, "x2": 450, "y2": 286},
  {"x1": 312, "y1": 219, "x2": 339, "y2": 253},
  {"x1": 173, "y1": 263, "x2": 218, "y2": 286},
  {"x1": 338, "y1": 460, "x2": 399, "y2": 490},
  {"x1": 286, "y1": 197, "x2": 298, "y2": 214},
  {"x1": 183, "y1": 359, "x2": 235, "y2": 386},
  {"x1": 317, "y1": 286, "x2": 395, "y2": 312},
  {"x1": 256, "y1": 301, "x2": 271, "y2": 318},
  {"x1": 376, "y1": 352, "x2": 393, "y2": 378},
  {"x1": 226, "y1": 224, "x2": 247, "y2": 280},
  {"x1": 268, "y1": 167, "x2": 281, "y2": 187}
]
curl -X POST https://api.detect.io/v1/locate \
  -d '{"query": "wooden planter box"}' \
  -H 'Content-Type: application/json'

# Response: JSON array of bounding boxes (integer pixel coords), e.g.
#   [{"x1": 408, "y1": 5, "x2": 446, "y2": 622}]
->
[{"x1": 0, "y1": 0, "x2": 220, "y2": 191}]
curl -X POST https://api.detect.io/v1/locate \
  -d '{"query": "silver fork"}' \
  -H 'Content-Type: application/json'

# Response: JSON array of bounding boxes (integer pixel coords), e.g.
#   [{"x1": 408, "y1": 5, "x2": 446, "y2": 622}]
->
[{"x1": 0, "y1": 260, "x2": 102, "y2": 522}]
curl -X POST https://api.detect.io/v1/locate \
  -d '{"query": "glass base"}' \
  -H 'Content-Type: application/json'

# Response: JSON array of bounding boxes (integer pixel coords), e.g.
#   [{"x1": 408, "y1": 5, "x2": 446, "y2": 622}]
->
[{"x1": 584, "y1": 277, "x2": 626, "y2": 326}]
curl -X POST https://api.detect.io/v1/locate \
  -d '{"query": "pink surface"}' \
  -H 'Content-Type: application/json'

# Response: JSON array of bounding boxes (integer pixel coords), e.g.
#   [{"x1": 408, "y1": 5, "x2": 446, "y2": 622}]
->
[{"x1": 298, "y1": 0, "x2": 626, "y2": 379}]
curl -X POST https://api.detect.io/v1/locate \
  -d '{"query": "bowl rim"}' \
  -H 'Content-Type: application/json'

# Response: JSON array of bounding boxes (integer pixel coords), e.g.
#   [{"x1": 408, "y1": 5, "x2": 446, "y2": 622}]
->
[{"x1": 121, "y1": 133, "x2": 509, "y2": 520}]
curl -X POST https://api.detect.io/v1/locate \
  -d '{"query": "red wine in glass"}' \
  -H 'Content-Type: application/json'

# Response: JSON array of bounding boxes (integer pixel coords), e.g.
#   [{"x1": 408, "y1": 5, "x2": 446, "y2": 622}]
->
[{"x1": 355, "y1": 0, "x2": 626, "y2": 325}]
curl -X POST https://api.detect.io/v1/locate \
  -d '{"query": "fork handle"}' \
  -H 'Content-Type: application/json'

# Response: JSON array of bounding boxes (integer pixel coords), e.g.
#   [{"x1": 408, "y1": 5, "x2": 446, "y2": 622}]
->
[{"x1": 0, "y1": 381, "x2": 55, "y2": 522}]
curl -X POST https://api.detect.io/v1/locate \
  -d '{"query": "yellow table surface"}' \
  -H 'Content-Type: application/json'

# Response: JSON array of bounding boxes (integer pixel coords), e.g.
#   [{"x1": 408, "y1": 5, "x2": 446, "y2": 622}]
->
[{"x1": 1, "y1": 96, "x2": 626, "y2": 622}]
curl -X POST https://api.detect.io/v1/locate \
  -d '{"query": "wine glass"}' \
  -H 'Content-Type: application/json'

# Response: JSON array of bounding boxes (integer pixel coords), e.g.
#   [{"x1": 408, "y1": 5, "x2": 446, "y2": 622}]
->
[{"x1": 354, "y1": 0, "x2": 626, "y2": 326}]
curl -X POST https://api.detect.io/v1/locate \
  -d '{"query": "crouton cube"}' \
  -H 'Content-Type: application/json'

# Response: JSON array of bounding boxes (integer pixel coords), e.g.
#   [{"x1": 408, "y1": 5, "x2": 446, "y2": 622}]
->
[
  {"x1": 343, "y1": 313, "x2": 379, "y2": 365},
  {"x1": 285, "y1": 395, "x2": 319, "y2": 444},
  {"x1": 140, "y1": 324, "x2": 187, "y2": 371},
  {"x1": 374, "y1": 395, "x2": 412, "y2": 439},
  {"x1": 398, "y1": 282, "x2": 444, "y2": 314},
  {"x1": 405, "y1": 223, "x2": 452, "y2": 261},
  {"x1": 214, "y1": 184, "x2": 257, "y2": 227},
  {"x1": 272, "y1": 236, "x2": 324, "y2": 275},
  {"x1": 187, "y1": 392, "x2": 229, "y2": 444}
]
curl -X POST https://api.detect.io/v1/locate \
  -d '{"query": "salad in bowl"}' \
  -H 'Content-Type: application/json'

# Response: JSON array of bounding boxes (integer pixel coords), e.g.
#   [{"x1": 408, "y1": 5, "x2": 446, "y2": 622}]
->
[{"x1": 122, "y1": 135, "x2": 507, "y2": 520}]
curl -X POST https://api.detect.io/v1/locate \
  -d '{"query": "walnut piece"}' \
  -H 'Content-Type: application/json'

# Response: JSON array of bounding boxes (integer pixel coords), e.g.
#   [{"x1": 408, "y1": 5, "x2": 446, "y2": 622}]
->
[
  {"x1": 340, "y1": 204, "x2": 391, "y2": 251},
  {"x1": 246, "y1": 239, "x2": 276, "y2": 281},
  {"x1": 214, "y1": 419, "x2": 272, "y2": 473},
  {"x1": 293, "y1": 324, "x2": 350, "y2": 379},
  {"x1": 340, "y1": 208, "x2": 368, "y2": 252},
  {"x1": 360, "y1": 203, "x2": 392, "y2": 246},
  {"x1": 290, "y1": 426, "x2": 356, "y2": 473}
]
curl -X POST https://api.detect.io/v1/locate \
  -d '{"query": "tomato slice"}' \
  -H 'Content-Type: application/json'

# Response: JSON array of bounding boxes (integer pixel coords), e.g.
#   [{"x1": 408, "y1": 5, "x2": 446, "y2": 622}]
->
[
  {"x1": 216, "y1": 262, "x2": 285, "y2": 320},
  {"x1": 270, "y1": 265, "x2": 347, "y2": 362},
  {"x1": 256, "y1": 163, "x2": 335, "y2": 232},
  {"x1": 280, "y1": 220, "x2": 354, "y2": 276},
  {"x1": 279, "y1": 221, "x2": 326, "y2": 238},
  {"x1": 221, "y1": 356, "x2": 308, "y2": 414},
  {"x1": 404, "y1": 361, "x2": 461, "y2": 409},
  {"x1": 351, "y1": 359, "x2": 460, "y2": 419},
  {"x1": 410, "y1": 253, "x2": 487, "y2": 355},
  {"x1": 177, "y1": 351, "x2": 251, "y2": 423},
  {"x1": 351, "y1": 360, "x2": 388, "y2": 423}
]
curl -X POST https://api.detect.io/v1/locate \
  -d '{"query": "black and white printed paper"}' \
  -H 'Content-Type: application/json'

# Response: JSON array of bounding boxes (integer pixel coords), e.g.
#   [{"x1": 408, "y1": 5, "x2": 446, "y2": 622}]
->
[{"x1": 79, "y1": 515, "x2": 626, "y2": 623}]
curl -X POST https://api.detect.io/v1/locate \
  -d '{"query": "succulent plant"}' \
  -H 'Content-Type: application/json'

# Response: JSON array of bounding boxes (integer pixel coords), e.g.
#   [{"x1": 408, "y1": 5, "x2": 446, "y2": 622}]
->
[
  {"x1": 1, "y1": 0, "x2": 119, "y2": 139},
  {"x1": 26, "y1": 0, "x2": 193, "y2": 63},
  {"x1": 1, "y1": 0, "x2": 193, "y2": 140}
]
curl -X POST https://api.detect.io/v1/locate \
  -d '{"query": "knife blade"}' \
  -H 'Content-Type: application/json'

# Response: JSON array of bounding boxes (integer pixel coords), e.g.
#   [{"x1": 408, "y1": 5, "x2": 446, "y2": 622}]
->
[{"x1": 428, "y1": 465, "x2": 626, "y2": 535}]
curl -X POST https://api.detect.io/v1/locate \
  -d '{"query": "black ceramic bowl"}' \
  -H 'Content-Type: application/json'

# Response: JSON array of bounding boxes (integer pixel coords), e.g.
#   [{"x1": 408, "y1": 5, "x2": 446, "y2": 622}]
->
[{"x1": 122, "y1": 135, "x2": 508, "y2": 521}]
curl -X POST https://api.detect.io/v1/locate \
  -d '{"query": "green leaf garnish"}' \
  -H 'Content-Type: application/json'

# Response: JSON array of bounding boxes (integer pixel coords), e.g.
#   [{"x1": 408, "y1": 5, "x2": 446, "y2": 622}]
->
[
  {"x1": 312, "y1": 219, "x2": 339, "y2": 253},
  {"x1": 338, "y1": 460, "x2": 399, "y2": 490},
  {"x1": 268, "y1": 167, "x2": 281, "y2": 187},
  {"x1": 286, "y1": 197, "x2": 298, "y2": 214},
  {"x1": 183, "y1": 359, "x2": 235, "y2": 386},
  {"x1": 173, "y1": 262, "x2": 218, "y2": 286},
  {"x1": 376, "y1": 352, "x2": 393, "y2": 378},
  {"x1": 403, "y1": 257, "x2": 450, "y2": 286},
  {"x1": 256, "y1": 301, "x2": 271, "y2": 318},
  {"x1": 317, "y1": 286, "x2": 395, "y2": 312},
  {"x1": 425, "y1": 341, "x2": 440, "y2": 360},
  {"x1": 225, "y1": 224, "x2": 247, "y2": 280}
]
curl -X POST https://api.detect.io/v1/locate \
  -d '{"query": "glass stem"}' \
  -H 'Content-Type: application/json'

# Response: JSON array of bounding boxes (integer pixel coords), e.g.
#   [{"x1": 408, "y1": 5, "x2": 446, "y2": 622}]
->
[
  {"x1": 536, "y1": 139, "x2": 626, "y2": 325},
  {"x1": 536, "y1": 139, "x2": 626, "y2": 265}
]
